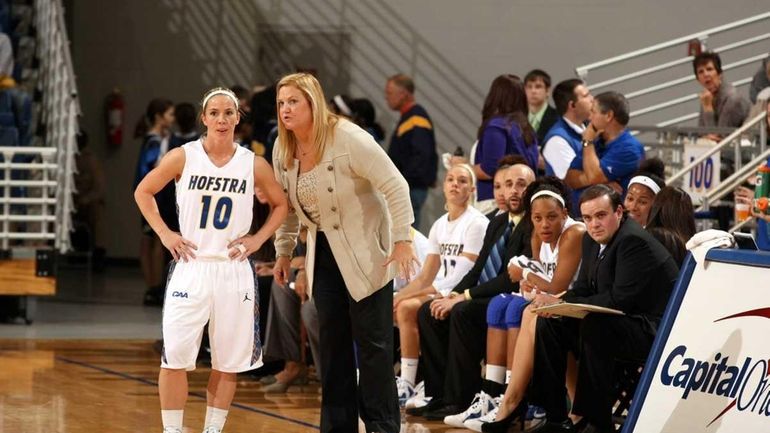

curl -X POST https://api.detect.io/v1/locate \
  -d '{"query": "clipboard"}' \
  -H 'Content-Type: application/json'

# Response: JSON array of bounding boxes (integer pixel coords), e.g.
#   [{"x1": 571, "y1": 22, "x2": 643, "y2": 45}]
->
[{"x1": 532, "y1": 302, "x2": 624, "y2": 319}]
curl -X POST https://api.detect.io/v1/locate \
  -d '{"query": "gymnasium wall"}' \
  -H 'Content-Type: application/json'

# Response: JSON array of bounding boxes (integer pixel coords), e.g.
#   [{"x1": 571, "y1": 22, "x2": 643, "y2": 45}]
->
[{"x1": 65, "y1": 0, "x2": 769, "y2": 257}]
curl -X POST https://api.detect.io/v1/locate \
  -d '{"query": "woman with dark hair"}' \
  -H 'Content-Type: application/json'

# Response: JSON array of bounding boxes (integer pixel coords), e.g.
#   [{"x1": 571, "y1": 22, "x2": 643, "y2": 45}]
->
[
  {"x1": 329, "y1": 93, "x2": 353, "y2": 118},
  {"x1": 622, "y1": 157, "x2": 666, "y2": 227},
  {"x1": 645, "y1": 186, "x2": 696, "y2": 265},
  {"x1": 473, "y1": 75, "x2": 539, "y2": 214},
  {"x1": 453, "y1": 178, "x2": 584, "y2": 432},
  {"x1": 133, "y1": 98, "x2": 175, "y2": 306},
  {"x1": 349, "y1": 97, "x2": 386, "y2": 143}
]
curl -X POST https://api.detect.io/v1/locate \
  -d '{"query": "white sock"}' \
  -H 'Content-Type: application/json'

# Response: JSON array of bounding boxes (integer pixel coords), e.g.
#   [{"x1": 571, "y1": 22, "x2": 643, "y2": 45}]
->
[
  {"x1": 486, "y1": 364, "x2": 506, "y2": 385},
  {"x1": 161, "y1": 409, "x2": 183, "y2": 430},
  {"x1": 204, "y1": 406, "x2": 228, "y2": 430},
  {"x1": 505, "y1": 369, "x2": 512, "y2": 384},
  {"x1": 400, "y1": 357, "x2": 419, "y2": 386}
]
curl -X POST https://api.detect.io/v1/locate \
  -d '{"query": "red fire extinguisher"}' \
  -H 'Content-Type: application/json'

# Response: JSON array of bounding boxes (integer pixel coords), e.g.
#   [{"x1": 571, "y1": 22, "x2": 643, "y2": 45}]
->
[{"x1": 105, "y1": 88, "x2": 124, "y2": 147}]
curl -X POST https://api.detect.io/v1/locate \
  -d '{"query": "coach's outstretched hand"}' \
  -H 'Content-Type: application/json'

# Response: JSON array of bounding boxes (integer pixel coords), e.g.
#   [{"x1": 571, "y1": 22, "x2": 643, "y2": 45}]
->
[
  {"x1": 160, "y1": 230, "x2": 198, "y2": 262},
  {"x1": 384, "y1": 241, "x2": 420, "y2": 282}
]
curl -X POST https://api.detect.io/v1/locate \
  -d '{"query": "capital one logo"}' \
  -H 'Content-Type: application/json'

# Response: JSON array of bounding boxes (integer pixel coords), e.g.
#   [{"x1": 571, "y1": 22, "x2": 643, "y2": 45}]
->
[{"x1": 659, "y1": 307, "x2": 770, "y2": 427}]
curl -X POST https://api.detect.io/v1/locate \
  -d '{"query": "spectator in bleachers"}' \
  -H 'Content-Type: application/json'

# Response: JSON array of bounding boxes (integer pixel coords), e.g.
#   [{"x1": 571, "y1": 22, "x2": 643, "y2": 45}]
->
[
  {"x1": 473, "y1": 74, "x2": 539, "y2": 214},
  {"x1": 349, "y1": 97, "x2": 385, "y2": 144},
  {"x1": 385, "y1": 73, "x2": 438, "y2": 228},
  {"x1": 451, "y1": 177, "x2": 584, "y2": 431},
  {"x1": 133, "y1": 98, "x2": 174, "y2": 306},
  {"x1": 0, "y1": 31, "x2": 30, "y2": 146},
  {"x1": 623, "y1": 160, "x2": 666, "y2": 228},
  {"x1": 0, "y1": 31, "x2": 12, "y2": 86},
  {"x1": 568, "y1": 91, "x2": 645, "y2": 197},
  {"x1": 542, "y1": 79, "x2": 594, "y2": 213},
  {"x1": 527, "y1": 184, "x2": 679, "y2": 433},
  {"x1": 392, "y1": 164, "x2": 489, "y2": 406},
  {"x1": 748, "y1": 55, "x2": 769, "y2": 104},
  {"x1": 694, "y1": 51, "x2": 751, "y2": 132},
  {"x1": 408, "y1": 163, "x2": 534, "y2": 420},
  {"x1": 524, "y1": 69, "x2": 558, "y2": 152}
]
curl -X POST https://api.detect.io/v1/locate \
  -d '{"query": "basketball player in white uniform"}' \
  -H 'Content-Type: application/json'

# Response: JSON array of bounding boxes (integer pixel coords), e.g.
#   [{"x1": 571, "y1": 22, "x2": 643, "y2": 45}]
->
[
  {"x1": 393, "y1": 164, "x2": 489, "y2": 406},
  {"x1": 134, "y1": 87, "x2": 288, "y2": 433},
  {"x1": 468, "y1": 180, "x2": 585, "y2": 432}
]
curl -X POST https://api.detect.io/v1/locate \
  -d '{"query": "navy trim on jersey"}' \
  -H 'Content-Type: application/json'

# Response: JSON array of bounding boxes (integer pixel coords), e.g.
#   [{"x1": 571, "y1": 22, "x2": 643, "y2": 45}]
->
[
  {"x1": 249, "y1": 259, "x2": 262, "y2": 366},
  {"x1": 160, "y1": 260, "x2": 177, "y2": 365}
]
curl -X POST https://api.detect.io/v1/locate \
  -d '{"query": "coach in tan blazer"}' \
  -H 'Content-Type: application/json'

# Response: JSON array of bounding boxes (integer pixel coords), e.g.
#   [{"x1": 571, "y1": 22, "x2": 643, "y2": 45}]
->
[
  {"x1": 272, "y1": 73, "x2": 415, "y2": 433},
  {"x1": 273, "y1": 120, "x2": 413, "y2": 302}
]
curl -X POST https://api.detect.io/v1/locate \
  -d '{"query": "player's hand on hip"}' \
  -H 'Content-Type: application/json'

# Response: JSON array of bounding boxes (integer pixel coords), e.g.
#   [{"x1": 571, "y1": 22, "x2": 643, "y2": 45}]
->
[
  {"x1": 384, "y1": 241, "x2": 420, "y2": 282},
  {"x1": 228, "y1": 235, "x2": 262, "y2": 261},
  {"x1": 160, "y1": 231, "x2": 197, "y2": 262},
  {"x1": 273, "y1": 256, "x2": 292, "y2": 286}
]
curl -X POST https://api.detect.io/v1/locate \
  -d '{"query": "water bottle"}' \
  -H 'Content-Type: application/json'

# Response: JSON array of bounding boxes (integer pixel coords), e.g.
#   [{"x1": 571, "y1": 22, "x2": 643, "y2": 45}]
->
[{"x1": 754, "y1": 163, "x2": 770, "y2": 215}]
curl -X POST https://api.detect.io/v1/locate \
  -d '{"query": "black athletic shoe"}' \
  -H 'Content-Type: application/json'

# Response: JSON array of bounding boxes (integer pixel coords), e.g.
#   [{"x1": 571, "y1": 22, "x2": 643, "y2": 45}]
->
[
  {"x1": 423, "y1": 403, "x2": 461, "y2": 421},
  {"x1": 405, "y1": 398, "x2": 445, "y2": 417}
]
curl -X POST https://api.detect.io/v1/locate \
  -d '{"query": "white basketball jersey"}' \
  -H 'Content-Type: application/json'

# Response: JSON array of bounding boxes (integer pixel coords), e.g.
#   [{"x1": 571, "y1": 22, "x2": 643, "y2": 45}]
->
[
  {"x1": 428, "y1": 206, "x2": 489, "y2": 281},
  {"x1": 539, "y1": 216, "x2": 584, "y2": 289},
  {"x1": 177, "y1": 140, "x2": 254, "y2": 259}
]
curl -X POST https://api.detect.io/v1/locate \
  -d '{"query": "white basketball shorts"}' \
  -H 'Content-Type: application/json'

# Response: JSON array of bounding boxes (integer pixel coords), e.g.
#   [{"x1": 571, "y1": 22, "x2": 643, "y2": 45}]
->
[{"x1": 161, "y1": 259, "x2": 262, "y2": 373}]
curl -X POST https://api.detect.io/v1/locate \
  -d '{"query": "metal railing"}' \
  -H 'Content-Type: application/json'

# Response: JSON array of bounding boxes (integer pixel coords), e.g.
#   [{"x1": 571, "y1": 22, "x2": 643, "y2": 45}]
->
[
  {"x1": 667, "y1": 111, "x2": 767, "y2": 185},
  {"x1": 0, "y1": 0, "x2": 81, "y2": 254},
  {"x1": 0, "y1": 147, "x2": 58, "y2": 250},
  {"x1": 576, "y1": 12, "x2": 770, "y2": 79},
  {"x1": 575, "y1": 12, "x2": 770, "y2": 127},
  {"x1": 653, "y1": 108, "x2": 769, "y2": 226}
]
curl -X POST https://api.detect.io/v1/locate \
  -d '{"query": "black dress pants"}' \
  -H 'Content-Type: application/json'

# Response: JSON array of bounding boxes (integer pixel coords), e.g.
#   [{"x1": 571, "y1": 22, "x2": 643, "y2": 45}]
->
[
  {"x1": 531, "y1": 314, "x2": 654, "y2": 429},
  {"x1": 312, "y1": 232, "x2": 400, "y2": 433},
  {"x1": 417, "y1": 297, "x2": 490, "y2": 408}
]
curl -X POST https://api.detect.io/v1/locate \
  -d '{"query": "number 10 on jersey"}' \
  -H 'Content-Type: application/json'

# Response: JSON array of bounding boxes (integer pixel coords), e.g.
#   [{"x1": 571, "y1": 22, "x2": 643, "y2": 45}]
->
[{"x1": 199, "y1": 195, "x2": 233, "y2": 229}]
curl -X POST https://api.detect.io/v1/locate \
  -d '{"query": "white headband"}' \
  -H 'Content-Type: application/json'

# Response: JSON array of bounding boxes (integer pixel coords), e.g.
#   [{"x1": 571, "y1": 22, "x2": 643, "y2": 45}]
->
[
  {"x1": 203, "y1": 90, "x2": 239, "y2": 111},
  {"x1": 333, "y1": 95, "x2": 352, "y2": 116},
  {"x1": 628, "y1": 176, "x2": 661, "y2": 195},
  {"x1": 530, "y1": 190, "x2": 565, "y2": 207}
]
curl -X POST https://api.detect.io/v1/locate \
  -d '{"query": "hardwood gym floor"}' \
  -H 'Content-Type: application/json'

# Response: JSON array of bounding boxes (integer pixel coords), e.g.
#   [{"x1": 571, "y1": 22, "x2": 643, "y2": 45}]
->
[{"x1": 0, "y1": 264, "x2": 458, "y2": 433}]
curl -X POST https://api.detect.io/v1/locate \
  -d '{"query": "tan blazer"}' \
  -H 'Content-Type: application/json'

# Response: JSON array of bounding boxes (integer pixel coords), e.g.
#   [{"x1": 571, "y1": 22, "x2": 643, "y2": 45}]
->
[{"x1": 273, "y1": 119, "x2": 414, "y2": 301}]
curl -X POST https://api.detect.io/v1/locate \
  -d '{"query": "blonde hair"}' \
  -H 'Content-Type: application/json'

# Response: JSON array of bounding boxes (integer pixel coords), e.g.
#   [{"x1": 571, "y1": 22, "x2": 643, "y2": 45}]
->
[
  {"x1": 445, "y1": 163, "x2": 477, "y2": 208},
  {"x1": 275, "y1": 73, "x2": 339, "y2": 169}
]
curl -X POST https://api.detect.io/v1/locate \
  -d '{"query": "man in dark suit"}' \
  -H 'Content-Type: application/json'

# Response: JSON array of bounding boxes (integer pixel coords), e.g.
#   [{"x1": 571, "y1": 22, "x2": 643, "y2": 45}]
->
[
  {"x1": 409, "y1": 163, "x2": 535, "y2": 419},
  {"x1": 528, "y1": 184, "x2": 679, "y2": 433}
]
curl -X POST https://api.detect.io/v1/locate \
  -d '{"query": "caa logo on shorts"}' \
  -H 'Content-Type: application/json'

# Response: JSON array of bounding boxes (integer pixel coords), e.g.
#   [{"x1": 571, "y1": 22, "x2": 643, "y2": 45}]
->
[{"x1": 172, "y1": 291, "x2": 188, "y2": 298}]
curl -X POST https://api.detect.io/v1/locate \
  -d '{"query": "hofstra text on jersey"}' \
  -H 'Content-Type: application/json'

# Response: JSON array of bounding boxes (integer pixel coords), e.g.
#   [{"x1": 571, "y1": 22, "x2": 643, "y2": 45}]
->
[{"x1": 188, "y1": 175, "x2": 248, "y2": 194}]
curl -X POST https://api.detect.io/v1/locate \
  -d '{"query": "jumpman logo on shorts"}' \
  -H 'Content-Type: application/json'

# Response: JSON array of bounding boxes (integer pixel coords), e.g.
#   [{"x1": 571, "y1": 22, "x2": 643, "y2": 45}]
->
[{"x1": 243, "y1": 292, "x2": 251, "y2": 302}]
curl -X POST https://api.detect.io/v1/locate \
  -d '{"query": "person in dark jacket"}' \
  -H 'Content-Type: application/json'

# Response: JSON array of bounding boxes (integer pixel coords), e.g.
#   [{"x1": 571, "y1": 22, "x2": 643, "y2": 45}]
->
[
  {"x1": 526, "y1": 184, "x2": 679, "y2": 433},
  {"x1": 385, "y1": 73, "x2": 438, "y2": 228}
]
